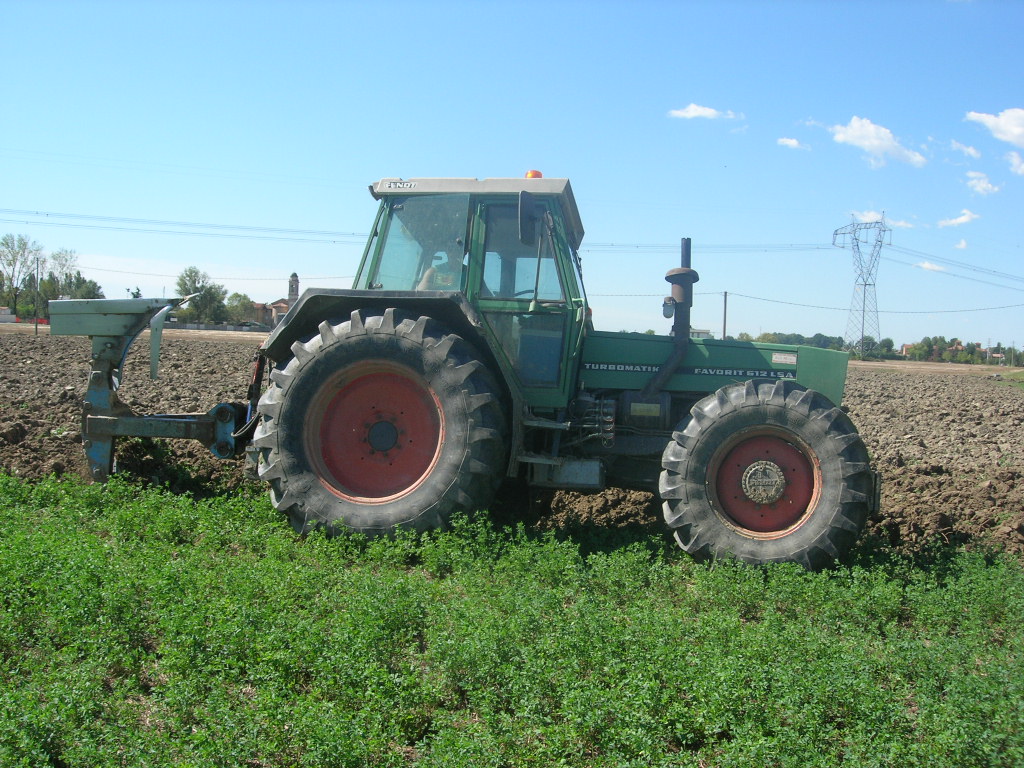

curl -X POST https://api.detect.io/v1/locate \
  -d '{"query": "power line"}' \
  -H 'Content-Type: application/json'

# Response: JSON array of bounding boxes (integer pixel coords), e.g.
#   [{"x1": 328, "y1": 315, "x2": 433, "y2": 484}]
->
[
  {"x1": 880, "y1": 254, "x2": 1024, "y2": 293},
  {"x1": 888, "y1": 244, "x2": 1024, "y2": 284},
  {"x1": 582, "y1": 243, "x2": 831, "y2": 254},
  {"x1": 8, "y1": 206, "x2": 1023, "y2": 312},
  {"x1": 0, "y1": 218, "x2": 363, "y2": 245},
  {"x1": 5, "y1": 205, "x2": 1019, "y2": 286},
  {"x1": 0, "y1": 207, "x2": 360, "y2": 237},
  {"x1": 0, "y1": 208, "x2": 834, "y2": 252},
  {"x1": 595, "y1": 290, "x2": 1024, "y2": 315},
  {"x1": 0, "y1": 208, "x2": 366, "y2": 244},
  {"x1": 77, "y1": 263, "x2": 354, "y2": 282}
]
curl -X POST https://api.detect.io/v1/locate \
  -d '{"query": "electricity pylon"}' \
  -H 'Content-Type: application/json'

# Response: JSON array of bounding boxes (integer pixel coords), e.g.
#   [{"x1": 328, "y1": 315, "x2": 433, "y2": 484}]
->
[{"x1": 833, "y1": 218, "x2": 890, "y2": 358}]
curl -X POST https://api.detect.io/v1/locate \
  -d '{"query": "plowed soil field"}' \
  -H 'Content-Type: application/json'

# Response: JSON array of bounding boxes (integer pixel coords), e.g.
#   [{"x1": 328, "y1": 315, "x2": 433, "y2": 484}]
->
[{"x1": 2, "y1": 324, "x2": 1023, "y2": 557}]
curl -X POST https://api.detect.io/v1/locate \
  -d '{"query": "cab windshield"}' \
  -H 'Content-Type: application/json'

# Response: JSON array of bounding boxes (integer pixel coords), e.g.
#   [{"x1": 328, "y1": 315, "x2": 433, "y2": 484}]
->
[{"x1": 368, "y1": 194, "x2": 470, "y2": 291}]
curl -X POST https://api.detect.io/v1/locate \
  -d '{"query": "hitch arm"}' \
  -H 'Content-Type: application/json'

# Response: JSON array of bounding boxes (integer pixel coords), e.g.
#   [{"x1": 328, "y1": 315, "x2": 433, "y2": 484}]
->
[{"x1": 49, "y1": 297, "x2": 244, "y2": 481}]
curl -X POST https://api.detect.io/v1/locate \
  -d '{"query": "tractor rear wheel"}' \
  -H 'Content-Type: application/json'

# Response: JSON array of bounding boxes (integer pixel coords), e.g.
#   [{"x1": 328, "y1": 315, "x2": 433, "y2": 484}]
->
[
  {"x1": 254, "y1": 308, "x2": 507, "y2": 536},
  {"x1": 659, "y1": 379, "x2": 873, "y2": 569}
]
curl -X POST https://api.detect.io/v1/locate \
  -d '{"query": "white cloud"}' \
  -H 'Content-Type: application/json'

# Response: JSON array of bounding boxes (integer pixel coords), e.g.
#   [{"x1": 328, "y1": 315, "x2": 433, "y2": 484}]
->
[
  {"x1": 1008, "y1": 151, "x2": 1024, "y2": 175},
  {"x1": 965, "y1": 108, "x2": 1024, "y2": 148},
  {"x1": 829, "y1": 116, "x2": 927, "y2": 168},
  {"x1": 951, "y1": 140, "x2": 980, "y2": 159},
  {"x1": 937, "y1": 209, "x2": 980, "y2": 228},
  {"x1": 955, "y1": 239, "x2": 967, "y2": 250},
  {"x1": 777, "y1": 137, "x2": 808, "y2": 150},
  {"x1": 915, "y1": 262, "x2": 946, "y2": 272},
  {"x1": 966, "y1": 171, "x2": 1000, "y2": 195},
  {"x1": 852, "y1": 210, "x2": 913, "y2": 228},
  {"x1": 668, "y1": 103, "x2": 742, "y2": 120}
]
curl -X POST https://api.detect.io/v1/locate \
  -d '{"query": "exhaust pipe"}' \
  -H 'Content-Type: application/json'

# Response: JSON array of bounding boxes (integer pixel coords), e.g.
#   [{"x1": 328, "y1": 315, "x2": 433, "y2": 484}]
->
[{"x1": 641, "y1": 238, "x2": 699, "y2": 398}]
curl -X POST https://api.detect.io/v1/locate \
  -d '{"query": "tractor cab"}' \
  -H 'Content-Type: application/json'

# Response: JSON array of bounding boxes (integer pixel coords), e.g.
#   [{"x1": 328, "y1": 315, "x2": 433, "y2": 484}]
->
[{"x1": 354, "y1": 176, "x2": 590, "y2": 408}]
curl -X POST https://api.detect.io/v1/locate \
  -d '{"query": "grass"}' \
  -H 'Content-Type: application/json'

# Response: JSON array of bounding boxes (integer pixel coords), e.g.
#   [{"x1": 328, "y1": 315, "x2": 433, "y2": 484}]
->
[
  {"x1": 1001, "y1": 370, "x2": 1024, "y2": 392},
  {"x1": 1, "y1": 476, "x2": 1023, "y2": 767}
]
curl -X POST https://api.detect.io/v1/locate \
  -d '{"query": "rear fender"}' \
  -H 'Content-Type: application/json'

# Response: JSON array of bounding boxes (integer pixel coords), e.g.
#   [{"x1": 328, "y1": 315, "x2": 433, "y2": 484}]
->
[{"x1": 261, "y1": 289, "x2": 523, "y2": 475}]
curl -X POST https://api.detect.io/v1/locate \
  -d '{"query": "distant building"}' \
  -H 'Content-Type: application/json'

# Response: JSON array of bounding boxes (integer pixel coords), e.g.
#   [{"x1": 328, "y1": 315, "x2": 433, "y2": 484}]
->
[
  {"x1": 260, "y1": 273, "x2": 300, "y2": 326},
  {"x1": 251, "y1": 302, "x2": 274, "y2": 326},
  {"x1": 269, "y1": 299, "x2": 292, "y2": 324}
]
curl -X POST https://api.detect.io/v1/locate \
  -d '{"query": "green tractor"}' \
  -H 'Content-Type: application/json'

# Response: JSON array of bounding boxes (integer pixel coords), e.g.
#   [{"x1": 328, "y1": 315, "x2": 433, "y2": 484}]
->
[{"x1": 51, "y1": 175, "x2": 876, "y2": 568}]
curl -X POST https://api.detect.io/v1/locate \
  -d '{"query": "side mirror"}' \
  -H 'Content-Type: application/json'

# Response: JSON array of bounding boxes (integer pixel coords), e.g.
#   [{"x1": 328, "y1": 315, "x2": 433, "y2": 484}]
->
[{"x1": 518, "y1": 191, "x2": 537, "y2": 246}]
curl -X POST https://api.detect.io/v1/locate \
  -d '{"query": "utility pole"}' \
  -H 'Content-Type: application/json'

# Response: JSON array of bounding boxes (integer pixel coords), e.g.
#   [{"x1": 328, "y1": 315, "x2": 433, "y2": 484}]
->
[
  {"x1": 34, "y1": 255, "x2": 40, "y2": 336},
  {"x1": 833, "y1": 218, "x2": 890, "y2": 358},
  {"x1": 722, "y1": 291, "x2": 728, "y2": 340}
]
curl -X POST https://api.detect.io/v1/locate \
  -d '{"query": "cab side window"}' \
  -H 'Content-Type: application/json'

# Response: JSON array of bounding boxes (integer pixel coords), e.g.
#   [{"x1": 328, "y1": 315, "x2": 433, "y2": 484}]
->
[{"x1": 482, "y1": 205, "x2": 564, "y2": 301}]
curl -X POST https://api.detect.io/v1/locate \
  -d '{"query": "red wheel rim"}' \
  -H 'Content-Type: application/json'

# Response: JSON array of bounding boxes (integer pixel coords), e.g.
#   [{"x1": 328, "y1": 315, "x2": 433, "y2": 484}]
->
[
  {"x1": 312, "y1": 364, "x2": 444, "y2": 501},
  {"x1": 711, "y1": 431, "x2": 818, "y2": 535}
]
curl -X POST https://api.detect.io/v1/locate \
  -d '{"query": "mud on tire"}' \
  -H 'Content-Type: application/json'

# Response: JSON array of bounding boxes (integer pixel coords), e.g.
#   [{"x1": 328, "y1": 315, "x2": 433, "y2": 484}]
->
[
  {"x1": 254, "y1": 308, "x2": 508, "y2": 536},
  {"x1": 659, "y1": 379, "x2": 873, "y2": 569}
]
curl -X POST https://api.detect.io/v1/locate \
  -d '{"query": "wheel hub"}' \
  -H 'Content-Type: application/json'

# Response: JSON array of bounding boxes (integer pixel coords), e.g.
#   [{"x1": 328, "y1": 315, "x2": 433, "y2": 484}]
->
[
  {"x1": 740, "y1": 460, "x2": 787, "y2": 505},
  {"x1": 367, "y1": 418, "x2": 399, "y2": 453},
  {"x1": 712, "y1": 433, "x2": 816, "y2": 534}
]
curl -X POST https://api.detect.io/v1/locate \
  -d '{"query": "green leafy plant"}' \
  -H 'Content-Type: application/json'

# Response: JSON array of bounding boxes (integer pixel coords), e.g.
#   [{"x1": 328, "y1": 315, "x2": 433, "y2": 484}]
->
[{"x1": 0, "y1": 475, "x2": 1022, "y2": 766}]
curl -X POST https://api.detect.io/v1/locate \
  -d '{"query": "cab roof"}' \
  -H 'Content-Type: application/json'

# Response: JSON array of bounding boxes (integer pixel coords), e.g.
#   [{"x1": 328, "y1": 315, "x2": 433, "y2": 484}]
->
[{"x1": 369, "y1": 177, "x2": 585, "y2": 250}]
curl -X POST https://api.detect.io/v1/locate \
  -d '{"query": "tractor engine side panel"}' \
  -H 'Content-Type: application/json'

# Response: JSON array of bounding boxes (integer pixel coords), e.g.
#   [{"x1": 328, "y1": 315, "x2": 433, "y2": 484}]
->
[{"x1": 579, "y1": 331, "x2": 849, "y2": 406}]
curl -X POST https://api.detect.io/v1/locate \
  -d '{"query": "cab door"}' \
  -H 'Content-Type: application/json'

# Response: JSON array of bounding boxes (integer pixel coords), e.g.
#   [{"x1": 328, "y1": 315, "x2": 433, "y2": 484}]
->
[{"x1": 471, "y1": 200, "x2": 586, "y2": 410}]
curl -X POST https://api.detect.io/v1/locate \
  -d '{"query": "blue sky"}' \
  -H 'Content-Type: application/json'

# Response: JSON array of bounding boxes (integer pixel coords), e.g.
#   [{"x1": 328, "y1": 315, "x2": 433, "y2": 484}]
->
[{"x1": 3, "y1": 0, "x2": 1022, "y2": 348}]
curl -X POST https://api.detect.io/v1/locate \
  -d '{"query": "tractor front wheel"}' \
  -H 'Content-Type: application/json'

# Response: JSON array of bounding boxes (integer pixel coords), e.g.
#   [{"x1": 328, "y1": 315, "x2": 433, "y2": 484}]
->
[
  {"x1": 254, "y1": 308, "x2": 508, "y2": 536},
  {"x1": 660, "y1": 379, "x2": 873, "y2": 569}
]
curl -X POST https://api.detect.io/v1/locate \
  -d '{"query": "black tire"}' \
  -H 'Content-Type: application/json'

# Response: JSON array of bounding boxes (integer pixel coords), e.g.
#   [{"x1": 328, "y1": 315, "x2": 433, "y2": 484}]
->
[
  {"x1": 253, "y1": 308, "x2": 508, "y2": 536},
  {"x1": 659, "y1": 379, "x2": 872, "y2": 569}
]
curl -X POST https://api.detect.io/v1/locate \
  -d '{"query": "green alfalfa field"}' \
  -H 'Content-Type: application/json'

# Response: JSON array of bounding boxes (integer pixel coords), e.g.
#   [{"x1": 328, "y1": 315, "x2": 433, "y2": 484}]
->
[
  {"x1": 2, "y1": 330, "x2": 1024, "y2": 766},
  {"x1": 1, "y1": 474, "x2": 1023, "y2": 768}
]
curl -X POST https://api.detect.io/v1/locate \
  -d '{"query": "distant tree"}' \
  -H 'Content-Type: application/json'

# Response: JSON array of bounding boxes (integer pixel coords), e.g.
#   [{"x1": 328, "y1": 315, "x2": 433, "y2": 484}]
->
[
  {"x1": 0, "y1": 233, "x2": 44, "y2": 316},
  {"x1": 775, "y1": 333, "x2": 807, "y2": 346},
  {"x1": 849, "y1": 335, "x2": 878, "y2": 358},
  {"x1": 807, "y1": 333, "x2": 844, "y2": 350},
  {"x1": 130, "y1": 286, "x2": 143, "y2": 299},
  {"x1": 879, "y1": 338, "x2": 894, "y2": 354},
  {"x1": 49, "y1": 248, "x2": 77, "y2": 286},
  {"x1": 756, "y1": 332, "x2": 779, "y2": 344},
  {"x1": 226, "y1": 292, "x2": 256, "y2": 324},
  {"x1": 37, "y1": 269, "x2": 104, "y2": 318},
  {"x1": 911, "y1": 337, "x2": 933, "y2": 362},
  {"x1": 33, "y1": 248, "x2": 104, "y2": 317},
  {"x1": 736, "y1": 332, "x2": 753, "y2": 342},
  {"x1": 175, "y1": 267, "x2": 227, "y2": 323},
  {"x1": 63, "y1": 271, "x2": 104, "y2": 299}
]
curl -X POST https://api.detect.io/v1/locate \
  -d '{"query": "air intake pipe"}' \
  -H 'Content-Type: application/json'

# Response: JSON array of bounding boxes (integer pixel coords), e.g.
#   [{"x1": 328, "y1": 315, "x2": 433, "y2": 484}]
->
[{"x1": 641, "y1": 238, "x2": 699, "y2": 398}]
